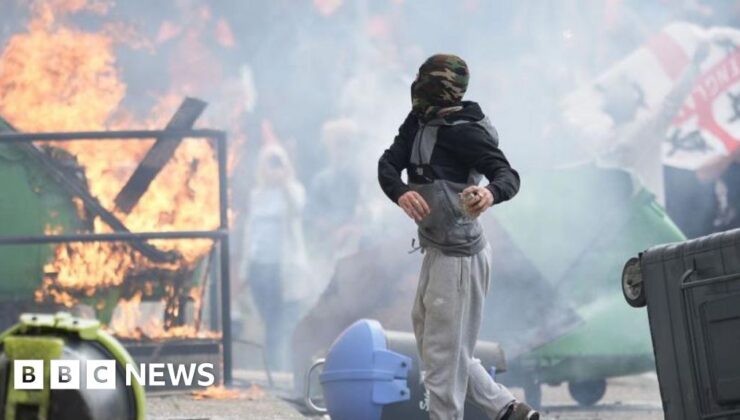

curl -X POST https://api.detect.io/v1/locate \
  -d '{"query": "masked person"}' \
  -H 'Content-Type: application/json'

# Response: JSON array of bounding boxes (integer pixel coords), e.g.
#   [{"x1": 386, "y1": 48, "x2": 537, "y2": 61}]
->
[{"x1": 378, "y1": 54, "x2": 537, "y2": 420}]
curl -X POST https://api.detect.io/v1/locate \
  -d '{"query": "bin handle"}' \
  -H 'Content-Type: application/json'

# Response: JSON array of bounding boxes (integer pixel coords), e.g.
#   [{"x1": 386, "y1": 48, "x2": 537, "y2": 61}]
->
[
  {"x1": 680, "y1": 268, "x2": 697, "y2": 286},
  {"x1": 304, "y1": 358, "x2": 327, "y2": 414}
]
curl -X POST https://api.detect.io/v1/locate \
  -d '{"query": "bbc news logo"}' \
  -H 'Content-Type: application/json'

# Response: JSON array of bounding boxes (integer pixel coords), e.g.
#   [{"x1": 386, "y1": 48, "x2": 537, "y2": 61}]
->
[{"x1": 14, "y1": 360, "x2": 216, "y2": 389}]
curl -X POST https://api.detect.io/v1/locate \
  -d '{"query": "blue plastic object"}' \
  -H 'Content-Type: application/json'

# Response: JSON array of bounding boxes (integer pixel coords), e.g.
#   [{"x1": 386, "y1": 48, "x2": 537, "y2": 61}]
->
[{"x1": 319, "y1": 319, "x2": 412, "y2": 420}]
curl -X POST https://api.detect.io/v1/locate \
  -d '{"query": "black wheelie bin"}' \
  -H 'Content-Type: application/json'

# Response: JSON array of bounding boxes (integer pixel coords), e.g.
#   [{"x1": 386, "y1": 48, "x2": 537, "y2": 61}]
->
[{"x1": 622, "y1": 228, "x2": 740, "y2": 419}]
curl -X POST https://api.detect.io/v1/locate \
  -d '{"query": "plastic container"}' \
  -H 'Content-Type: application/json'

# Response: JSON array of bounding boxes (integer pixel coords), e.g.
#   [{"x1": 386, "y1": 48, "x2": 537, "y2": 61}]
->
[
  {"x1": 623, "y1": 228, "x2": 740, "y2": 419},
  {"x1": 306, "y1": 319, "x2": 506, "y2": 420}
]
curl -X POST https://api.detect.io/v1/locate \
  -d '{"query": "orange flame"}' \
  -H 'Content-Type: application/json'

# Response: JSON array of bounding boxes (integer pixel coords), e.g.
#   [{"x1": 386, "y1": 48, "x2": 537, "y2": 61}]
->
[
  {"x1": 0, "y1": 0, "x2": 228, "y2": 339},
  {"x1": 192, "y1": 385, "x2": 266, "y2": 400}
]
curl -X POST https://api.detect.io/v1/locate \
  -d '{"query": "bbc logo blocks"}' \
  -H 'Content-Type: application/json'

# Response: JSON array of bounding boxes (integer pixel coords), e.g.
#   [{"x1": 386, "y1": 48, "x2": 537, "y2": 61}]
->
[
  {"x1": 13, "y1": 360, "x2": 43, "y2": 390},
  {"x1": 14, "y1": 360, "x2": 117, "y2": 390},
  {"x1": 12, "y1": 360, "x2": 215, "y2": 389},
  {"x1": 50, "y1": 360, "x2": 80, "y2": 390}
]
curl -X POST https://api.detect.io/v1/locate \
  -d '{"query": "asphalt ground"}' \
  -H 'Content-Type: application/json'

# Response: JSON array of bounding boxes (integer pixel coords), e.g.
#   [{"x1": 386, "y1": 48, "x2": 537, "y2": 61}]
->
[{"x1": 146, "y1": 372, "x2": 664, "y2": 420}]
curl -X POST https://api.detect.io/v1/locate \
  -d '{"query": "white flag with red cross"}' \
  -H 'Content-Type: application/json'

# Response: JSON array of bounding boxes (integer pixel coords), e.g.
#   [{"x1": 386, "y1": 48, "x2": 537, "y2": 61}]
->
[{"x1": 562, "y1": 22, "x2": 740, "y2": 172}]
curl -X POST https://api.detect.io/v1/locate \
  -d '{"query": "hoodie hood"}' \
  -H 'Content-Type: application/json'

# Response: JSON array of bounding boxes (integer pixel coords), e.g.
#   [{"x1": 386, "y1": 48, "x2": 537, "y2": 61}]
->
[{"x1": 424, "y1": 101, "x2": 485, "y2": 126}]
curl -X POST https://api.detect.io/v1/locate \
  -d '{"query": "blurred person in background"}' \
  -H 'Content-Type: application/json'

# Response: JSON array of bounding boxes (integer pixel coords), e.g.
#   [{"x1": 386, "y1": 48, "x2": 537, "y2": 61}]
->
[
  {"x1": 587, "y1": 37, "x2": 740, "y2": 239},
  {"x1": 304, "y1": 118, "x2": 363, "y2": 286},
  {"x1": 594, "y1": 41, "x2": 710, "y2": 206},
  {"x1": 242, "y1": 143, "x2": 310, "y2": 371},
  {"x1": 675, "y1": 143, "x2": 740, "y2": 237}
]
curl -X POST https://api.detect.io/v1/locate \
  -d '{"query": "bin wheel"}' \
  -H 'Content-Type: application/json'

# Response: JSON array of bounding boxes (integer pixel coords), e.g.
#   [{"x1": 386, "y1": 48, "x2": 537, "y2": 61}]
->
[
  {"x1": 622, "y1": 257, "x2": 646, "y2": 307},
  {"x1": 568, "y1": 378, "x2": 606, "y2": 406},
  {"x1": 523, "y1": 380, "x2": 542, "y2": 409}
]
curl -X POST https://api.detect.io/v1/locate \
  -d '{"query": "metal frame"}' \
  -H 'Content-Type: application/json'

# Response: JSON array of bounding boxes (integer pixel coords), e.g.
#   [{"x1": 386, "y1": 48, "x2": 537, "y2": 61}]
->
[{"x1": 0, "y1": 128, "x2": 233, "y2": 385}]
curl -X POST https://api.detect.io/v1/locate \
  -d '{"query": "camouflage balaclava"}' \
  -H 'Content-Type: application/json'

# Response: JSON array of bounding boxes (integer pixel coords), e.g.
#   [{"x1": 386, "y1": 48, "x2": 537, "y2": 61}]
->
[{"x1": 411, "y1": 54, "x2": 469, "y2": 121}]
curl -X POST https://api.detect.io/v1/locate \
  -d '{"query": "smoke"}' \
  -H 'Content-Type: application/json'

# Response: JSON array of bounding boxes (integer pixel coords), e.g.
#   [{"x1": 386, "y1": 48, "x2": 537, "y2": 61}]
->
[
  {"x1": 3, "y1": 0, "x2": 738, "y2": 389},
  {"x1": 263, "y1": 0, "x2": 737, "y2": 392}
]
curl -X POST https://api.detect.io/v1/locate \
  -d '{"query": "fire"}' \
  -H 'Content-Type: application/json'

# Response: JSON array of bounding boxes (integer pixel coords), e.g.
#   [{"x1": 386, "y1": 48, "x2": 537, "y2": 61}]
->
[
  {"x1": 0, "y1": 0, "x2": 227, "y2": 339},
  {"x1": 0, "y1": 1, "x2": 123, "y2": 132},
  {"x1": 109, "y1": 288, "x2": 219, "y2": 340},
  {"x1": 192, "y1": 385, "x2": 266, "y2": 401}
]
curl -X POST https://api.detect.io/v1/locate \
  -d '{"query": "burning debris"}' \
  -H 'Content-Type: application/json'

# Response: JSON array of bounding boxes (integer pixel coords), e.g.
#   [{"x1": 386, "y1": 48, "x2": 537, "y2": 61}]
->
[
  {"x1": 20, "y1": 98, "x2": 222, "y2": 341},
  {"x1": 0, "y1": 0, "x2": 231, "y2": 341},
  {"x1": 191, "y1": 385, "x2": 266, "y2": 401}
]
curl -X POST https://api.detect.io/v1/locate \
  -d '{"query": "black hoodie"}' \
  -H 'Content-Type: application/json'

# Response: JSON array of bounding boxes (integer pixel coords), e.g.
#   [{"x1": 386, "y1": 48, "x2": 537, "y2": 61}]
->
[{"x1": 378, "y1": 101, "x2": 520, "y2": 205}]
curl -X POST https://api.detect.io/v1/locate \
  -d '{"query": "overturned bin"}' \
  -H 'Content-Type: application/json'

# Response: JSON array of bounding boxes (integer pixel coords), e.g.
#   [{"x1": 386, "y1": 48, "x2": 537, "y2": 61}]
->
[
  {"x1": 304, "y1": 319, "x2": 506, "y2": 420},
  {"x1": 622, "y1": 228, "x2": 740, "y2": 419}
]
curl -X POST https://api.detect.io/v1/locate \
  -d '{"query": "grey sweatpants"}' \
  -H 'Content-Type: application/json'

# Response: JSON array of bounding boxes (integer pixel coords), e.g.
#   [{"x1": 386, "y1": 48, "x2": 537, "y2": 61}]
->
[{"x1": 412, "y1": 244, "x2": 516, "y2": 420}]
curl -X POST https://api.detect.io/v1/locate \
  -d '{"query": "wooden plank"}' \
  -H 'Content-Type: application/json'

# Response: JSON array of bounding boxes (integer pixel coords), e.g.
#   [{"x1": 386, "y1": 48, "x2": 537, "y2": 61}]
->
[{"x1": 114, "y1": 97, "x2": 207, "y2": 213}]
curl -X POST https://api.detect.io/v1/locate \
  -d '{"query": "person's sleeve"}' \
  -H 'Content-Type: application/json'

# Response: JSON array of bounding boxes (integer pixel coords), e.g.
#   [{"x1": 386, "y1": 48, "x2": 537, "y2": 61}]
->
[
  {"x1": 454, "y1": 124, "x2": 520, "y2": 204},
  {"x1": 378, "y1": 113, "x2": 415, "y2": 203}
]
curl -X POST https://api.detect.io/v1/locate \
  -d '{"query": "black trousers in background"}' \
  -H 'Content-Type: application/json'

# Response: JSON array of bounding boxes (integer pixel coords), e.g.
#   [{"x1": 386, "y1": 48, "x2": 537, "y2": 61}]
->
[{"x1": 249, "y1": 262, "x2": 296, "y2": 371}]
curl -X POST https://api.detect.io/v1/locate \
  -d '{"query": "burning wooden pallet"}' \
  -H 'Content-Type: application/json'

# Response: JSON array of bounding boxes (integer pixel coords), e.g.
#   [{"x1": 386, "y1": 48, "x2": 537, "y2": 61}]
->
[{"x1": 0, "y1": 100, "x2": 234, "y2": 384}]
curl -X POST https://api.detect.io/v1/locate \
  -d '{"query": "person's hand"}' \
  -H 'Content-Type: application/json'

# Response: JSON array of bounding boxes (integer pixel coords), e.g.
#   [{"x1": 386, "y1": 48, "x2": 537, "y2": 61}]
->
[
  {"x1": 398, "y1": 191, "x2": 430, "y2": 222},
  {"x1": 461, "y1": 186, "x2": 494, "y2": 217}
]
